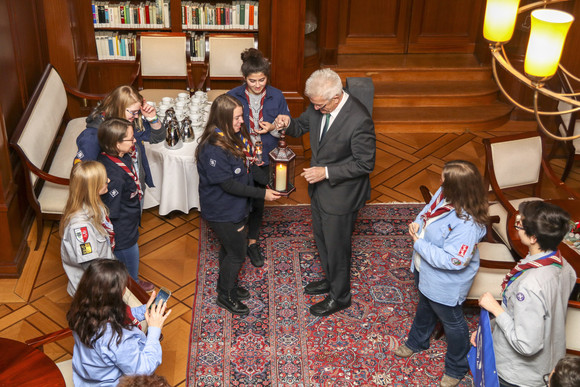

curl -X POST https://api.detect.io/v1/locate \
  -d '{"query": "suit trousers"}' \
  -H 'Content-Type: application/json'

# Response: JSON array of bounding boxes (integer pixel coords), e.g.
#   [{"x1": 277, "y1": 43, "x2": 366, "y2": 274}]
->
[{"x1": 310, "y1": 194, "x2": 358, "y2": 305}]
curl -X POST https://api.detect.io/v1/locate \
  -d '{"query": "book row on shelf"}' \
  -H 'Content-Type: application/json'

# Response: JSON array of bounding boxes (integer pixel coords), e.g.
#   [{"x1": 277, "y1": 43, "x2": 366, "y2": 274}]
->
[
  {"x1": 181, "y1": 1, "x2": 258, "y2": 30},
  {"x1": 95, "y1": 31, "x2": 207, "y2": 61},
  {"x1": 92, "y1": 1, "x2": 171, "y2": 29}
]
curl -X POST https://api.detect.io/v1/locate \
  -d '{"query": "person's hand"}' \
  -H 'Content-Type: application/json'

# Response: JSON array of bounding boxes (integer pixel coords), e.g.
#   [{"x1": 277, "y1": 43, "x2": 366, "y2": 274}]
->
[
  {"x1": 478, "y1": 292, "x2": 504, "y2": 317},
  {"x1": 470, "y1": 331, "x2": 478, "y2": 347},
  {"x1": 301, "y1": 167, "x2": 326, "y2": 184},
  {"x1": 254, "y1": 120, "x2": 275, "y2": 134},
  {"x1": 145, "y1": 291, "x2": 172, "y2": 329},
  {"x1": 408, "y1": 222, "x2": 420, "y2": 241},
  {"x1": 264, "y1": 188, "x2": 282, "y2": 201},
  {"x1": 274, "y1": 115, "x2": 290, "y2": 130},
  {"x1": 140, "y1": 100, "x2": 157, "y2": 119}
]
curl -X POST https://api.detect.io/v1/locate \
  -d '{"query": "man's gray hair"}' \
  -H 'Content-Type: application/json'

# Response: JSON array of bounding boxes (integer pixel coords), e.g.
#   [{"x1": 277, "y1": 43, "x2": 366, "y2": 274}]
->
[{"x1": 304, "y1": 68, "x2": 343, "y2": 101}]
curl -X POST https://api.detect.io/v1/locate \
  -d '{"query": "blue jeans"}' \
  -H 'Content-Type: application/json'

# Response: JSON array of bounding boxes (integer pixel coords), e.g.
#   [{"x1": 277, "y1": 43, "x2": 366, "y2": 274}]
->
[
  {"x1": 405, "y1": 272, "x2": 470, "y2": 380},
  {"x1": 114, "y1": 243, "x2": 140, "y2": 281}
]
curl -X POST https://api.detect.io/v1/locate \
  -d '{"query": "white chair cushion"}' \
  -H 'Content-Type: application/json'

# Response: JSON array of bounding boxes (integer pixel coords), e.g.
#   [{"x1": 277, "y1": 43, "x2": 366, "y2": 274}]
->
[
  {"x1": 141, "y1": 36, "x2": 187, "y2": 76},
  {"x1": 467, "y1": 242, "x2": 515, "y2": 300},
  {"x1": 123, "y1": 287, "x2": 148, "y2": 333},
  {"x1": 566, "y1": 306, "x2": 580, "y2": 352},
  {"x1": 208, "y1": 36, "x2": 255, "y2": 77},
  {"x1": 37, "y1": 118, "x2": 86, "y2": 215},
  {"x1": 490, "y1": 136, "x2": 542, "y2": 189},
  {"x1": 56, "y1": 359, "x2": 73, "y2": 387},
  {"x1": 477, "y1": 241, "x2": 515, "y2": 262},
  {"x1": 489, "y1": 197, "x2": 543, "y2": 245}
]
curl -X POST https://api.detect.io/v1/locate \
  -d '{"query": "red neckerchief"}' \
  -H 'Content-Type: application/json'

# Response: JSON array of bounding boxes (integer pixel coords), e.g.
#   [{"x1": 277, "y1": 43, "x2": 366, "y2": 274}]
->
[
  {"x1": 102, "y1": 153, "x2": 143, "y2": 201},
  {"x1": 102, "y1": 215, "x2": 115, "y2": 251},
  {"x1": 245, "y1": 88, "x2": 266, "y2": 136},
  {"x1": 501, "y1": 250, "x2": 563, "y2": 292},
  {"x1": 420, "y1": 191, "x2": 454, "y2": 227},
  {"x1": 125, "y1": 304, "x2": 142, "y2": 331}
]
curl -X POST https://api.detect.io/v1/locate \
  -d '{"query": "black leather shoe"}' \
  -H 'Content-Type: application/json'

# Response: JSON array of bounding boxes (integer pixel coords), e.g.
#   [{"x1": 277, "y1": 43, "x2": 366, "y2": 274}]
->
[
  {"x1": 304, "y1": 279, "x2": 330, "y2": 295},
  {"x1": 310, "y1": 296, "x2": 351, "y2": 317},
  {"x1": 248, "y1": 243, "x2": 264, "y2": 267},
  {"x1": 216, "y1": 292, "x2": 249, "y2": 316},
  {"x1": 236, "y1": 286, "x2": 250, "y2": 300}
]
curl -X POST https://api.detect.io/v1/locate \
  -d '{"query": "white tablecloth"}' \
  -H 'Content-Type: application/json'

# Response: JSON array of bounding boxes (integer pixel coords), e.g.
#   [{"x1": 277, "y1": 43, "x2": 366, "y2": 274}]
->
[{"x1": 143, "y1": 139, "x2": 200, "y2": 215}]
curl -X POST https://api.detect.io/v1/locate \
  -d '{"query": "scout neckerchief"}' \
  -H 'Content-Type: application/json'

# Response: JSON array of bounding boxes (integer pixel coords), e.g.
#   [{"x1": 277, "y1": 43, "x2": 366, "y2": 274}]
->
[
  {"x1": 102, "y1": 214, "x2": 115, "y2": 251},
  {"x1": 215, "y1": 127, "x2": 254, "y2": 170},
  {"x1": 501, "y1": 250, "x2": 562, "y2": 293},
  {"x1": 420, "y1": 191, "x2": 455, "y2": 227},
  {"x1": 245, "y1": 88, "x2": 266, "y2": 137},
  {"x1": 102, "y1": 152, "x2": 143, "y2": 201}
]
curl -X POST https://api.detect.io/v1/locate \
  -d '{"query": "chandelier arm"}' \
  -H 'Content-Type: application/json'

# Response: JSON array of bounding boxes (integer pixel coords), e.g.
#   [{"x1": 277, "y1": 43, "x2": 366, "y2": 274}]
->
[
  {"x1": 534, "y1": 91, "x2": 580, "y2": 141},
  {"x1": 517, "y1": 0, "x2": 569, "y2": 15},
  {"x1": 492, "y1": 49, "x2": 580, "y2": 108},
  {"x1": 558, "y1": 65, "x2": 580, "y2": 86},
  {"x1": 492, "y1": 56, "x2": 536, "y2": 113}
]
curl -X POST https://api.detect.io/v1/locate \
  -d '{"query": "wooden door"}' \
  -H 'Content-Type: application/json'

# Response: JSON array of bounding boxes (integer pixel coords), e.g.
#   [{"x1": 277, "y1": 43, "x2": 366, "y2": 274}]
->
[{"x1": 338, "y1": 0, "x2": 484, "y2": 54}]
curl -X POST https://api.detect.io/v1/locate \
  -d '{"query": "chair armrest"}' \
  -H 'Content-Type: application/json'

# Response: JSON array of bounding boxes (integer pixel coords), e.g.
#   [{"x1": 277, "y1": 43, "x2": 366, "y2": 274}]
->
[
  {"x1": 479, "y1": 258, "x2": 515, "y2": 270},
  {"x1": 541, "y1": 158, "x2": 580, "y2": 199},
  {"x1": 419, "y1": 185, "x2": 432, "y2": 204},
  {"x1": 127, "y1": 276, "x2": 151, "y2": 305},
  {"x1": 25, "y1": 328, "x2": 73, "y2": 349},
  {"x1": 63, "y1": 81, "x2": 107, "y2": 101},
  {"x1": 485, "y1": 215, "x2": 501, "y2": 242},
  {"x1": 12, "y1": 145, "x2": 70, "y2": 185}
]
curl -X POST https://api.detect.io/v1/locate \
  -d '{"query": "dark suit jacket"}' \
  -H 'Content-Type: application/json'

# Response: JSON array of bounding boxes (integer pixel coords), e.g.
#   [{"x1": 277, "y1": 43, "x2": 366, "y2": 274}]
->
[{"x1": 285, "y1": 93, "x2": 376, "y2": 215}]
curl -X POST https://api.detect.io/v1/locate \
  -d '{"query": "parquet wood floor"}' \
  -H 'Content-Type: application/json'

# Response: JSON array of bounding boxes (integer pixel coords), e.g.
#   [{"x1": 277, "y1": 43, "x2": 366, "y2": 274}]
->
[{"x1": 1, "y1": 125, "x2": 579, "y2": 386}]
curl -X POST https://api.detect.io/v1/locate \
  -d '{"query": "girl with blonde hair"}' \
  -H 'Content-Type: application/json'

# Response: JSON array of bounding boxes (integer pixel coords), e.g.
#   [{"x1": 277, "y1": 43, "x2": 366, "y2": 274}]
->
[{"x1": 60, "y1": 160, "x2": 116, "y2": 296}]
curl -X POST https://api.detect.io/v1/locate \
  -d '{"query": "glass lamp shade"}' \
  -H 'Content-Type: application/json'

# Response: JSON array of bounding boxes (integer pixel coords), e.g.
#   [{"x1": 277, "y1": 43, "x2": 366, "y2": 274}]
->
[
  {"x1": 268, "y1": 134, "x2": 296, "y2": 197},
  {"x1": 483, "y1": 0, "x2": 520, "y2": 43},
  {"x1": 525, "y1": 9, "x2": 574, "y2": 81}
]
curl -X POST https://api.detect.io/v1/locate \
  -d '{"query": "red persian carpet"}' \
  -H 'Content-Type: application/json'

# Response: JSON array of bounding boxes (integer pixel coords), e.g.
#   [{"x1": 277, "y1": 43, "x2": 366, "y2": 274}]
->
[{"x1": 187, "y1": 204, "x2": 477, "y2": 386}]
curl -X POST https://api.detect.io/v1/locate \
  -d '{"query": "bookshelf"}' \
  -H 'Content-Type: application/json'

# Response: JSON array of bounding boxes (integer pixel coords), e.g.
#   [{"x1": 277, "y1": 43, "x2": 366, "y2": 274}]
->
[{"x1": 90, "y1": 0, "x2": 260, "y2": 61}]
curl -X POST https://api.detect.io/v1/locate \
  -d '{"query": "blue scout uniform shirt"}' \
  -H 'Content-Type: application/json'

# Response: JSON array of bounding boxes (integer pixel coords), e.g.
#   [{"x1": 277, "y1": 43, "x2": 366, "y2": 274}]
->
[
  {"x1": 228, "y1": 84, "x2": 290, "y2": 165},
  {"x1": 71, "y1": 305, "x2": 162, "y2": 387},
  {"x1": 75, "y1": 116, "x2": 159, "y2": 188},
  {"x1": 411, "y1": 187, "x2": 487, "y2": 306},
  {"x1": 97, "y1": 153, "x2": 141, "y2": 250},
  {"x1": 197, "y1": 143, "x2": 253, "y2": 223}
]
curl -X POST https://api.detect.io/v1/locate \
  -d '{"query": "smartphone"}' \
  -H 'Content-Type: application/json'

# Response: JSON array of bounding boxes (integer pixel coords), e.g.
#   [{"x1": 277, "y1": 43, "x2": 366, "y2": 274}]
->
[{"x1": 150, "y1": 287, "x2": 171, "y2": 309}]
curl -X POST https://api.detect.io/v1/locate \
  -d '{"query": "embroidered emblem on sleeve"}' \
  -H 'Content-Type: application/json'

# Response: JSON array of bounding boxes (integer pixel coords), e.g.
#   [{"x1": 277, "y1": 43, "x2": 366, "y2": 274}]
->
[
  {"x1": 516, "y1": 292, "x2": 525, "y2": 301},
  {"x1": 109, "y1": 189, "x2": 119, "y2": 197},
  {"x1": 451, "y1": 258, "x2": 462, "y2": 266},
  {"x1": 458, "y1": 244, "x2": 469, "y2": 257},
  {"x1": 80, "y1": 243, "x2": 93, "y2": 255},
  {"x1": 210, "y1": 159, "x2": 217, "y2": 167},
  {"x1": 74, "y1": 227, "x2": 89, "y2": 243},
  {"x1": 234, "y1": 167, "x2": 242, "y2": 174}
]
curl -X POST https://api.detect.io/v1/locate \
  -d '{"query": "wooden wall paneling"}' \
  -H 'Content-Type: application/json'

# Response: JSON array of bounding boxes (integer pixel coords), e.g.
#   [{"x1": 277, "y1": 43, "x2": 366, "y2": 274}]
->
[
  {"x1": 257, "y1": 0, "x2": 272, "y2": 60},
  {"x1": 561, "y1": 0, "x2": 580, "y2": 88},
  {"x1": 407, "y1": 0, "x2": 484, "y2": 53},
  {"x1": 42, "y1": 0, "x2": 79, "y2": 87},
  {"x1": 318, "y1": 0, "x2": 339, "y2": 65},
  {"x1": 338, "y1": 0, "x2": 411, "y2": 54}
]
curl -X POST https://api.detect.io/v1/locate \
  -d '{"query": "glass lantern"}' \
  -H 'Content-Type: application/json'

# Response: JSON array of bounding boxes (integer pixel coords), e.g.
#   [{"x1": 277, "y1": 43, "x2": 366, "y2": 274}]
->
[{"x1": 268, "y1": 133, "x2": 296, "y2": 196}]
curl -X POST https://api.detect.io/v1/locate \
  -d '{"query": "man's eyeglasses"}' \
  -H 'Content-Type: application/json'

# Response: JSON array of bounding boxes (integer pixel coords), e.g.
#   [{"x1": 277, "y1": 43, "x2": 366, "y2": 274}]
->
[
  {"x1": 126, "y1": 109, "x2": 140, "y2": 116},
  {"x1": 313, "y1": 95, "x2": 337, "y2": 110},
  {"x1": 543, "y1": 373, "x2": 550, "y2": 386},
  {"x1": 514, "y1": 214, "x2": 525, "y2": 231}
]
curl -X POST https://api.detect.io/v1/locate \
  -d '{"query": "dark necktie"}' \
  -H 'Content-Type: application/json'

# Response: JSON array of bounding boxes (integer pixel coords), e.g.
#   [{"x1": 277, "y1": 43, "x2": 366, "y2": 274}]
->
[{"x1": 321, "y1": 113, "x2": 331, "y2": 140}]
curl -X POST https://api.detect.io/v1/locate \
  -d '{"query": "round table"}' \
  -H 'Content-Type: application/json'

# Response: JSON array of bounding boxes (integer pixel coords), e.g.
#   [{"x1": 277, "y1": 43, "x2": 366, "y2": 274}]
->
[
  {"x1": 0, "y1": 338, "x2": 65, "y2": 386},
  {"x1": 143, "y1": 139, "x2": 201, "y2": 216}
]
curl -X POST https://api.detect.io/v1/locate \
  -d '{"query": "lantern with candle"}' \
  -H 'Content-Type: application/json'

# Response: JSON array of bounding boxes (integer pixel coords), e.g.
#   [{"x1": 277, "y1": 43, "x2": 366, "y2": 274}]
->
[{"x1": 268, "y1": 133, "x2": 296, "y2": 196}]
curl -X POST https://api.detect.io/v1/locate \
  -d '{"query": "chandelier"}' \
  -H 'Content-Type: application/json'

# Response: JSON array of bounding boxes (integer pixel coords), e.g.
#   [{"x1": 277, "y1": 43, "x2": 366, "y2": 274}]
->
[{"x1": 483, "y1": 0, "x2": 580, "y2": 141}]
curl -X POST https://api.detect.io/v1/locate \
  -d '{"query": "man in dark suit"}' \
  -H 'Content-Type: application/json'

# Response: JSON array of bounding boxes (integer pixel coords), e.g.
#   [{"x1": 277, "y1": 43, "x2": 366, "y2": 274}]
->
[{"x1": 274, "y1": 68, "x2": 376, "y2": 316}]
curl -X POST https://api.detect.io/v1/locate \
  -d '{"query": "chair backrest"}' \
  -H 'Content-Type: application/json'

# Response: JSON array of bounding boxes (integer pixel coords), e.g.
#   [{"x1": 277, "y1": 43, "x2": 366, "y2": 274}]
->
[
  {"x1": 137, "y1": 32, "x2": 193, "y2": 90},
  {"x1": 566, "y1": 300, "x2": 580, "y2": 355},
  {"x1": 484, "y1": 132, "x2": 543, "y2": 190},
  {"x1": 204, "y1": 34, "x2": 257, "y2": 87}
]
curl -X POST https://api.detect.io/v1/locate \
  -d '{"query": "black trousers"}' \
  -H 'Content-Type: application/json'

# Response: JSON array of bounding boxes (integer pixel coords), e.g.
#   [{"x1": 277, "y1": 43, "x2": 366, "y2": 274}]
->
[
  {"x1": 208, "y1": 218, "x2": 248, "y2": 296},
  {"x1": 310, "y1": 194, "x2": 359, "y2": 305}
]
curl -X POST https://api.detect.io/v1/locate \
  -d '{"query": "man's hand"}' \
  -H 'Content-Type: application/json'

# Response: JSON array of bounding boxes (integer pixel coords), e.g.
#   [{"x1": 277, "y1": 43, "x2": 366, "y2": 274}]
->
[
  {"x1": 274, "y1": 115, "x2": 291, "y2": 130},
  {"x1": 478, "y1": 292, "x2": 505, "y2": 318},
  {"x1": 301, "y1": 167, "x2": 326, "y2": 184}
]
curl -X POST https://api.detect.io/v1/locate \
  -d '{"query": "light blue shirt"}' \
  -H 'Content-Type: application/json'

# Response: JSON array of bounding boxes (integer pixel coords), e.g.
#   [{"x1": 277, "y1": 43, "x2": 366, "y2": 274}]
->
[
  {"x1": 411, "y1": 187, "x2": 486, "y2": 306},
  {"x1": 72, "y1": 305, "x2": 161, "y2": 386}
]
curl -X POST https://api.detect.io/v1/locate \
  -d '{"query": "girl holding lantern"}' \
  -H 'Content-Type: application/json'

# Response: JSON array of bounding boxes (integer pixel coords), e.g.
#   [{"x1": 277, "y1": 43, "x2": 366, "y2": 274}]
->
[{"x1": 196, "y1": 94, "x2": 281, "y2": 316}]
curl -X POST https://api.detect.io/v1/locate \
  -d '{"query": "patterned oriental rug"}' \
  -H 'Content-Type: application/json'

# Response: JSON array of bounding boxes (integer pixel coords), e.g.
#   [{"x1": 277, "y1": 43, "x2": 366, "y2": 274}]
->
[{"x1": 187, "y1": 204, "x2": 477, "y2": 386}]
